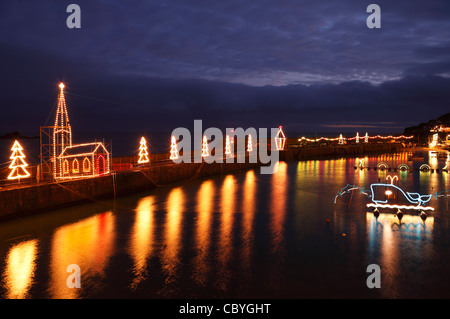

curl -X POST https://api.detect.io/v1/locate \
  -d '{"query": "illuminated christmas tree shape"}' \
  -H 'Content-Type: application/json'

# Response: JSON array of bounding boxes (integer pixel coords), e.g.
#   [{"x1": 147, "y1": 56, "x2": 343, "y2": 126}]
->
[
  {"x1": 201, "y1": 136, "x2": 209, "y2": 157},
  {"x1": 364, "y1": 132, "x2": 369, "y2": 143},
  {"x1": 170, "y1": 136, "x2": 179, "y2": 160},
  {"x1": 138, "y1": 137, "x2": 150, "y2": 164},
  {"x1": 225, "y1": 135, "x2": 231, "y2": 155},
  {"x1": 274, "y1": 126, "x2": 286, "y2": 150},
  {"x1": 247, "y1": 135, "x2": 253, "y2": 152},
  {"x1": 8, "y1": 141, "x2": 31, "y2": 180},
  {"x1": 339, "y1": 134, "x2": 344, "y2": 145}
]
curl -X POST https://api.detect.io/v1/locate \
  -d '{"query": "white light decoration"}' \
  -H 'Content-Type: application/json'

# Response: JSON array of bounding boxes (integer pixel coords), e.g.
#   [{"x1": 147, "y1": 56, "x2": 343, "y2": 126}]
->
[
  {"x1": 225, "y1": 135, "x2": 231, "y2": 155},
  {"x1": 138, "y1": 137, "x2": 150, "y2": 164},
  {"x1": 366, "y1": 203, "x2": 434, "y2": 211},
  {"x1": 386, "y1": 175, "x2": 398, "y2": 185},
  {"x1": 298, "y1": 134, "x2": 414, "y2": 144},
  {"x1": 443, "y1": 153, "x2": 450, "y2": 171},
  {"x1": 356, "y1": 132, "x2": 360, "y2": 143},
  {"x1": 338, "y1": 134, "x2": 344, "y2": 145},
  {"x1": 364, "y1": 132, "x2": 369, "y2": 143},
  {"x1": 429, "y1": 133, "x2": 438, "y2": 148},
  {"x1": 369, "y1": 181, "x2": 433, "y2": 210},
  {"x1": 377, "y1": 162, "x2": 389, "y2": 170},
  {"x1": 170, "y1": 136, "x2": 179, "y2": 160},
  {"x1": 247, "y1": 135, "x2": 253, "y2": 152},
  {"x1": 7, "y1": 140, "x2": 31, "y2": 180},
  {"x1": 274, "y1": 126, "x2": 286, "y2": 150},
  {"x1": 358, "y1": 158, "x2": 365, "y2": 169},
  {"x1": 201, "y1": 136, "x2": 209, "y2": 157},
  {"x1": 333, "y1": 182, "x2": 436, "y2": 212},
  {"x1": 419, "y1": 164, "x2": 431, "y2": 172}
]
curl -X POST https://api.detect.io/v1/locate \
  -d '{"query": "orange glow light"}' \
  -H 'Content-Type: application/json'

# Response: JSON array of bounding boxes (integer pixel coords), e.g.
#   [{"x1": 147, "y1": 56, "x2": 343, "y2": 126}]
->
[{"x1": 8, "y1": 140, "x2": 31, "y2": 180}]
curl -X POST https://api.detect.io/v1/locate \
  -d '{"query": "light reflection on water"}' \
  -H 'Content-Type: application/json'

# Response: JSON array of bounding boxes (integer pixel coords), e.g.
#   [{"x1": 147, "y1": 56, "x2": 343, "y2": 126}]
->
[
  {"x1": 48, "y1": 211, "x2": 116, "y2": 298},
  {"x1": 2, "y1": 239, "x2": 38, "y2": 299},
  {"x1": 128, "y1": 196, "x2": 155, "y2": 290},
  {"x1": 192, "y1": 180, "x2": 214, "y2": 287},
  {"x1": 160, "y1": 187, "x2": 184, "y2": 296},
  {"x1": 0, "y1": 151, "x2": 450, "y2": 298},
  {"x1": 366, "y1": 212, "x2": 435, "y2": 298}
]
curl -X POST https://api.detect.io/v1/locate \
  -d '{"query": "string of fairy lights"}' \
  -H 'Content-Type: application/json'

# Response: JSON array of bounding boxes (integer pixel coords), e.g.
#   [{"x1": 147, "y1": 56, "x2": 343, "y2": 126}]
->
[{"x1": 298, "y1": 132, "x2": 414, "y2": 144}]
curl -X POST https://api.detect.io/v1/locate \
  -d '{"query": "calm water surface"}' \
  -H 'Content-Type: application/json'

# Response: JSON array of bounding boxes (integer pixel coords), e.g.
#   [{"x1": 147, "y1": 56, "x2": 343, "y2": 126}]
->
[{"x1": 1, "y1": 151, "x2": 450, "y2": 298}]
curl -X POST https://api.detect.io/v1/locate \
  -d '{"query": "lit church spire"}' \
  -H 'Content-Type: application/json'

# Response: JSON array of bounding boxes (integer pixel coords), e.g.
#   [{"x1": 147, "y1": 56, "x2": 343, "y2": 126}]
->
[{"x1": 53, "y1": 82, "x2": 73, "y2": 177}]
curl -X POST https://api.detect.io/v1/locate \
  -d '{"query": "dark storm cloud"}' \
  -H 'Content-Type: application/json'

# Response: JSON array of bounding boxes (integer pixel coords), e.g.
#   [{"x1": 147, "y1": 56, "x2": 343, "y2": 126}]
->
[
  {"x1": 1, "y1": 41, "x2": 448, "y2": 135},
  {"x1": 2, "y1": 0, "x2": 450, "y2": 86},
  {"x1": 0, "y1": 0, "x2": 449, "y2": 134}
]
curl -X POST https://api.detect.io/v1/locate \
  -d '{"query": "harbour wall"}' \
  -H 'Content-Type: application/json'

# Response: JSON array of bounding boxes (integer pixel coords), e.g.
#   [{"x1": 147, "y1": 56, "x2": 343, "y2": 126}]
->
[
  {"x1": 0, "y1": 160, "x2": 260, "y2": 219},
  {"x1": 0, "y1": 143, "x2": 407, "y2": 219},
  {"x1": 281, "y1": 143, "x2": 404, "y2": 161}
]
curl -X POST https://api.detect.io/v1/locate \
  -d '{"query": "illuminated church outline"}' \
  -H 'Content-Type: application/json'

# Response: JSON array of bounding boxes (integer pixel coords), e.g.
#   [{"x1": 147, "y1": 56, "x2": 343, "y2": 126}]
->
[{"x1": 53, "y1": 83, "x2": 110, "y2": 180}]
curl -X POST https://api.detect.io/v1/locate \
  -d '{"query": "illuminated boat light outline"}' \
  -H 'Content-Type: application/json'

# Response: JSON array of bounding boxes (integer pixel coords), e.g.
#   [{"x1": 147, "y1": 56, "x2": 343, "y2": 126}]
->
[
  {"x1": 333, "y1": 182, "x2": 449, "y2": 213},
  {"x1": 366, "y1": 203, "x2": 434, "y2": 211},
  {"x1": 369, "y1": 183, "x2": 433, "y2": 206}
]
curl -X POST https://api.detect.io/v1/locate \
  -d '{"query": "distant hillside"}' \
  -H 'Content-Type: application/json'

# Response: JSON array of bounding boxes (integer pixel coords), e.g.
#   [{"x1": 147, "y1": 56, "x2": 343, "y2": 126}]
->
[
  {"x1": 404, "y1": 112, "x2": 450, "y2": 136},
  {"x1": 0, "y1": 131, "x2": 39, "y2": 140}
]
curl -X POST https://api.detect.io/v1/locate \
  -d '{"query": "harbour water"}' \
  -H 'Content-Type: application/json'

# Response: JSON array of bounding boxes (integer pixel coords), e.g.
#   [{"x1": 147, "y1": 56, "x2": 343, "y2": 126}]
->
[{"x1": 0, "y1": 151, "x2": 449, "y2": 298}]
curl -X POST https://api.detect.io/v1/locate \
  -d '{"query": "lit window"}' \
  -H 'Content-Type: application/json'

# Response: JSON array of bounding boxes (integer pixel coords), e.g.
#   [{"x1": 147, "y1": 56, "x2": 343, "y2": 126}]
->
[
  {"x1": 72, "y1": 158, "x2": 79, "y2": 173},
  {"x1": 83, "y1": 157, "x2": 91, "y2": 173},
  {"x1": 63, "y1": 159, "x2": 69, "y2": 174}
]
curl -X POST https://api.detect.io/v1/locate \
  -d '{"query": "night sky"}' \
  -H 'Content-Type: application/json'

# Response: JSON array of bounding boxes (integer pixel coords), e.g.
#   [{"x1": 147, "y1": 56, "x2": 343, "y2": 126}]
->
[{"x1": 1, "y1": 0, "x2": 450, "y2": 136}]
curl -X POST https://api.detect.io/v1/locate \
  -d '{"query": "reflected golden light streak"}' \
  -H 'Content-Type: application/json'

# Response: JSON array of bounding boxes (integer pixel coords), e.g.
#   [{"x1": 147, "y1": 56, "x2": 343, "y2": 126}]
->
[
  {"x1": 270, "y1": 161, "x2": 288, "y2": 251},
  {"x1": 193, "y1": 180, "x2": 214, "y2": 285},
  {"x1": 161, "y1": 187, "x2": 184, "y2": 287},
  {"x1": 128, "y1": 196, "x2": 155, "y2": 290},
  {"x1": 217, "y1": 175, "x2": 236, "y2": 291},
  {"x1": 242, "y1": 170, "x2": 257, "y2": 273},
  {"x1": 3, "y1": 239, "x2": 38, "y2": 299},
  {"x1": 49, "y1": 211, "x2": 116, "y2": 299}
]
